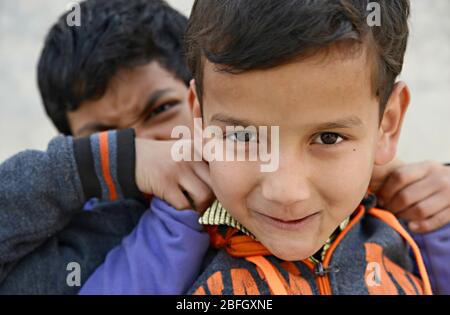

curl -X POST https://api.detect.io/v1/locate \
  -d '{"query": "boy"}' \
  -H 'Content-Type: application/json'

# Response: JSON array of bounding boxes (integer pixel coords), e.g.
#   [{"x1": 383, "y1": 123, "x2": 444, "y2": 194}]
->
[
  {"x1": 4, "y1": 0, "x2": 448, "y2": 293},
  {"x1": 183, "y1": 0, "x2": 431, "y2": 294},
  {"x1": 38, "y1": 0, "x2": 215, "y2": 212}
]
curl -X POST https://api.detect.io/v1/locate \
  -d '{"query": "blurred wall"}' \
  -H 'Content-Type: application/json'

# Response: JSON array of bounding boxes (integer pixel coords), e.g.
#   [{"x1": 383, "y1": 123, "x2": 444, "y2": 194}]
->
[{"x1": 0, "y1": 0, "x2": 449, "y2": 163}]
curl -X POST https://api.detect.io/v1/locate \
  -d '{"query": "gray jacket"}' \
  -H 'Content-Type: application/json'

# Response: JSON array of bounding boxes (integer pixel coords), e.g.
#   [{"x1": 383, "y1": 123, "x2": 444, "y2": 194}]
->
[{"x1": 0, "y1": 129, "x2": 145, "y2": 294}]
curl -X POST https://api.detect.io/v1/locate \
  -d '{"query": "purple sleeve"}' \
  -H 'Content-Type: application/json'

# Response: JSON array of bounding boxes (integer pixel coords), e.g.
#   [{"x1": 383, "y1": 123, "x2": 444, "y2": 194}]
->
[
  {"x1": 79, "y1": 197, "x2": 210, "y2": 295},
  {"x1": 413, "y1": 224, "x2": 450, "y2": 295}
]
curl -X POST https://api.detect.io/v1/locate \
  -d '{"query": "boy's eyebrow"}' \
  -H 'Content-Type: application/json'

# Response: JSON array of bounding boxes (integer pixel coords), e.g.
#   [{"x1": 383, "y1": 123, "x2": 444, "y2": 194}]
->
[
  {"x1": 76, "y1": 89, "x2": 173, "y2": 135},
  {"x1": 209, "y1": 113, "x2": 254, "y2": 127},
  {"x1": 312, "y1": 116, "x2": 364, "y2": 130},
  {"x1": 123, "y1": 88, "x2": 175, "y2": 126},
  {"x1": 143, "y1": 89, "x2": 173, "y2": 112}
]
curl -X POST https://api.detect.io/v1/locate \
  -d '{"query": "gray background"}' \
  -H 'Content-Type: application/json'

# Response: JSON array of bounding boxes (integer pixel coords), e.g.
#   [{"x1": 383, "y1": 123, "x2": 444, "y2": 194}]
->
[{"x1": 0, "y1": 0, "x2": 449, "y2": 163}]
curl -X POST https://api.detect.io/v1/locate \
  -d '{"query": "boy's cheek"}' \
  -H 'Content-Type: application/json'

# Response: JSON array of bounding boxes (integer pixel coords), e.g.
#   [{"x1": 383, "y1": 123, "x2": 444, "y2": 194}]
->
[
  {"x1": 315, "y1": 153, "x2": 373, "y2": 209},
  {"x1": 208, "y1": 162, "x2": 256, "y2": 200}
]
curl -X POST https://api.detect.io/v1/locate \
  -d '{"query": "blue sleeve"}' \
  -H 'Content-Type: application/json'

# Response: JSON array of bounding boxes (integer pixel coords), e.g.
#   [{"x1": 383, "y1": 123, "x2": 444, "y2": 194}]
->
[
  {"x1": 412, "y1": 224, "x2": 450, "y2": 295},
  {"x1": 79, "y1": 197, "x2": 210, "y2": 295}
]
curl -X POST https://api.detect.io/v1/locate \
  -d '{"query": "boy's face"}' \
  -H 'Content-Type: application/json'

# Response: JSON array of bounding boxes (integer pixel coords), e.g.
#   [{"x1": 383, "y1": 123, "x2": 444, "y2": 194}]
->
[
  {"x1": 190, "y1": 47, "x2": 409, "y2": 261},
  {"x1": 68, "y1": 61, "x2": 191, "y2": 139}
]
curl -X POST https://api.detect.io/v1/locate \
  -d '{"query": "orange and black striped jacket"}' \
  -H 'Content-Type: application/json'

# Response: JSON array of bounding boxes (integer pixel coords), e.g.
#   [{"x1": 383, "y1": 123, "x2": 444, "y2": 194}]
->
[{"x1": 188, "y1": 197, "x2": 432, "y2": 295}]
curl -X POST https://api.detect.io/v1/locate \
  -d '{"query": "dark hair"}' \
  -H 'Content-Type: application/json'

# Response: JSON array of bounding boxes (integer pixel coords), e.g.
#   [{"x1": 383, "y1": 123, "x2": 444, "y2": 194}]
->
[
  {"x1": 185, "y1": 0, "x2": 410, "y2": 113},
  {"x1": 38, "y1": 0, "x2": 190, "y2": 134}
]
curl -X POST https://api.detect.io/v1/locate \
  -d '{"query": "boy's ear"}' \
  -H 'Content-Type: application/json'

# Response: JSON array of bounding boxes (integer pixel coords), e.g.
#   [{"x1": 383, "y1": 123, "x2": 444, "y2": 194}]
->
[
  {"x1": 375, "y1": 82, "x2": 410, "y2": 166},
  {"x1": 188, "y1": 79, "x2": 202, "y2": 119}
]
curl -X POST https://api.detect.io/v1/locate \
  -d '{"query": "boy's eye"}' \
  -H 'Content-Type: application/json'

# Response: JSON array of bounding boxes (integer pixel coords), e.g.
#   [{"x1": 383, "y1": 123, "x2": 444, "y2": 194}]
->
[
  {"x1": 226, "y1": 131, "x2": 257, "y2": 143},
  {"x1": 145, "y1": 101, "x2": 180, "y2": 120},
  {"x1": 313, "y1": 132, "x2": 344, "y2": 145}
]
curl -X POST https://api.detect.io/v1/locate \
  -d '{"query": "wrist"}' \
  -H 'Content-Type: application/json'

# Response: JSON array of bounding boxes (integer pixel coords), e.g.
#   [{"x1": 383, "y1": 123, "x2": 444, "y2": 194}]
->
[
  {"x1": 135, "y1": 138, "x2": 146, "y2": 194},
  {"x1": 117, "y1": 128, "x2": 142, "y2": 200},
  {"x1": 135, "y1": 138, "x2": 157, "y2": 196},
  {"x1": 73, "y1": 129, "x2": 142, "y2": 202}
]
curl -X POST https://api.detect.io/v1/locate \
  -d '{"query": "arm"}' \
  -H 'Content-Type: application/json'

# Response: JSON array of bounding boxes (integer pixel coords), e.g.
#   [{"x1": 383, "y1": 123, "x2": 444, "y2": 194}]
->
[
  {"x1": 79, "y1": 197, "x2": 210, "y2": 295},
  {"x1": 412, "y1": 224, "x2": 450, "y2": 295},
  {"x1": 0, "y1": 129, "x2": 142, "y2": 283}
]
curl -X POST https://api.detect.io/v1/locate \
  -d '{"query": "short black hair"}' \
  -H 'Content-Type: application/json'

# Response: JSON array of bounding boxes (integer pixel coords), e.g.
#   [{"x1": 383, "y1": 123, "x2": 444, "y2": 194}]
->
[
  {"x1": 38, "y1": 0, "x2": 190, "y2": 134},
  {"x1": 185, "y1": 0, "x2": 410, "y2": 113}
]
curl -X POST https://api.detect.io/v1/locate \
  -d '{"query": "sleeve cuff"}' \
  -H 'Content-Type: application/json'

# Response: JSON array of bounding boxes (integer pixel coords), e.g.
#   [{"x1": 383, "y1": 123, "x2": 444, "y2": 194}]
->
[
  {"x1": 73, "y1": 129, "x2": 143, "y2": 202},
  {"x1": 117, "y1": 128, "x2": 142, "y2": 200}
]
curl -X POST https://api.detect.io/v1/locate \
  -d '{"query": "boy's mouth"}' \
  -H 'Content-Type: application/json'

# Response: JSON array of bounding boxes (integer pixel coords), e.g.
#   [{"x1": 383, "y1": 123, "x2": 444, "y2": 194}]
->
[{"x1": 252, "y1": 210, "x2": 320, "y2": 231}]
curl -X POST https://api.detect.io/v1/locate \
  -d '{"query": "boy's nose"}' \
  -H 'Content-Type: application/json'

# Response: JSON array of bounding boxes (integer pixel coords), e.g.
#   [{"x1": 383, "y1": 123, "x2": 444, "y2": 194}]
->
[{"x1": 260, "y1": 160, "x2": 311, "y2": 207}]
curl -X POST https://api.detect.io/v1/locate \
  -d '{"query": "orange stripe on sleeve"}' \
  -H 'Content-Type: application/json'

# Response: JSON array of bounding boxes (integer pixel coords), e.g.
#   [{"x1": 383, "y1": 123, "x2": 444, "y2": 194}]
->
[{"x1": 99, "y1": 132, "x2": 118, "y2": 201}]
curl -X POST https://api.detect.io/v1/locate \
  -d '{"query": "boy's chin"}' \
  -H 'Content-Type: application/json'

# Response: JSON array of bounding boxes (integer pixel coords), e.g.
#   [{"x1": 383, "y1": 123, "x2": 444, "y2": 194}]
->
[{"x1": 265, "y1": 242, "x2": 318, "y2": 262}]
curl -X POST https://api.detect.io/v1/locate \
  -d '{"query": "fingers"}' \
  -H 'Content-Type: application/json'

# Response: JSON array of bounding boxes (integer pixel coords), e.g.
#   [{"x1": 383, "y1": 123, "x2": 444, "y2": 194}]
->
[
  {"x1": 377, "y1": 161, "x2": 435, "y2": 207},
  {"x1": 384, "y1": 174, "x2": 442, "y2": 213},
  {"x1": 163, "y1": 187, "x2": 192, "y2": 210},
  {"x1": 370, "y1": 159, "x2": 405, "y2": 193},
  {"x1": 190, "y1": 160, "x2": 213, "y2": 188},
  {"x1": 409, "y1": 208, "x2": 450, "y2": 233},
  {"x1": 179, "y1": 170, "x2": 214, "y2": 213},
  {"x1": 397, "y1": 189, "x2": 450, "y2": 222}
]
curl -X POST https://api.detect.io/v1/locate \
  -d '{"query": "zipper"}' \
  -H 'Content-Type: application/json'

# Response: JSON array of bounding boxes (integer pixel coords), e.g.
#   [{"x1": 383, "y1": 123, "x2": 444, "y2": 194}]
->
[
  {"x1": 302, "y1": 205, "x2": 366, "y2": 295},
  {"x1": 315, "y1": 262, "x2": 340, "y2": 295},
  {"x1": 303, "y1": 260, "x2": 335, "y2": 295}
]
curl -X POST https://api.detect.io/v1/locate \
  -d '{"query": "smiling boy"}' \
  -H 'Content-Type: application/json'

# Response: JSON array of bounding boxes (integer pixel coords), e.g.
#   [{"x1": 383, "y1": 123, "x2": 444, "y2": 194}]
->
[
  {"x1": 183, "y1": 0, "x2": 431, "y2": 294},
  {"x1": 2, "y1": 1, "x2": 448, "y2": 293}
]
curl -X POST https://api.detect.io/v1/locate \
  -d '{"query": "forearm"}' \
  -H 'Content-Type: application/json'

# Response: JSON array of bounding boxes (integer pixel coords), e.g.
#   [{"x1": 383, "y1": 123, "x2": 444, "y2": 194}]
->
[
  {"x1": 79, "y1": 198, "x2": 210, "y2": 295},
  {"x1": 0, "y1": 129, "x2": 142, "y2": 281},
  {"x1": 0, "y1": 198, "x2": 145, "y2": 294},
  {"x1": 0, "y1": 136, "x2": 84, "y2": 271},
  {"x1": 413, "y1": 224, "x2": 450, "y2": 295}
]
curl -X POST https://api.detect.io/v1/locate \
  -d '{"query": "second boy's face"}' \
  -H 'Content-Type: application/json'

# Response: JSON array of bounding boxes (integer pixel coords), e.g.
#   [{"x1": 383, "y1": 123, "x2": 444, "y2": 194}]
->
[
  {"x1": 68, "y1": 61, "x2": 191, "y2": 139},
  {"x1": 191, "y1": 47, "x2": 408, "y2": 261}
]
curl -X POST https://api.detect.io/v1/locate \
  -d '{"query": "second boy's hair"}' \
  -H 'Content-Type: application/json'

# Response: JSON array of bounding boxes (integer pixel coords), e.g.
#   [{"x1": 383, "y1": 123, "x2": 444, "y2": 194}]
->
[
  {"x1": 38, "y1": 0, "x2": 190, "y2": 135},
  {"x1": 185, "y1": 0, "x2": 410, "y2": 114}
]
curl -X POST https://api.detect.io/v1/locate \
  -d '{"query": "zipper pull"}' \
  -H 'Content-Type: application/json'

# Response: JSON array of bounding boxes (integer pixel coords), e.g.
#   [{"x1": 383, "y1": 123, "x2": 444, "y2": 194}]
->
[{"x1": 314, "y1": 263, "x2": 340, "y2": 276}]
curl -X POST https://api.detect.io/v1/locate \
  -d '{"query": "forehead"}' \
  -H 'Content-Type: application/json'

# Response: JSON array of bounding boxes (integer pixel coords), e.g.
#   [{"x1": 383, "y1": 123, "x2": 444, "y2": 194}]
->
[
  {"x1": 202, "y1": 46, "x2": 377, "y2": 124},
  {"x1": 74, "y1": 61, "x2": 185, "y2": 116},
  {"x1": 109, "y1": 61, "x2": 184, "y2": 97},
  {"x1": 68, "y1": 61, "x2": 188, "y2": 134}
]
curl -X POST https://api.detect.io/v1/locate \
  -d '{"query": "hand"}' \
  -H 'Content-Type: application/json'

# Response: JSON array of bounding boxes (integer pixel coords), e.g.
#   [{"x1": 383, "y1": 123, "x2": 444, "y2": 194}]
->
[
  {"x1": 135, "y1": 138, "x2": 214, "y2": 213},
  {"x1": 370, "y1": 158, "x2": 405, "y2": 193},
  {"x1": 377, "y1": 161, "x2": 450, "y2": 233}
]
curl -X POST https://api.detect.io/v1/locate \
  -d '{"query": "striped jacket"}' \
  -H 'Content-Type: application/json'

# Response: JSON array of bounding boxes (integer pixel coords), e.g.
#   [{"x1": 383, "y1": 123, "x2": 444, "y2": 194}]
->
[{"x1": 189, "y1": 198, "x2": 432, "y2": 295}]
